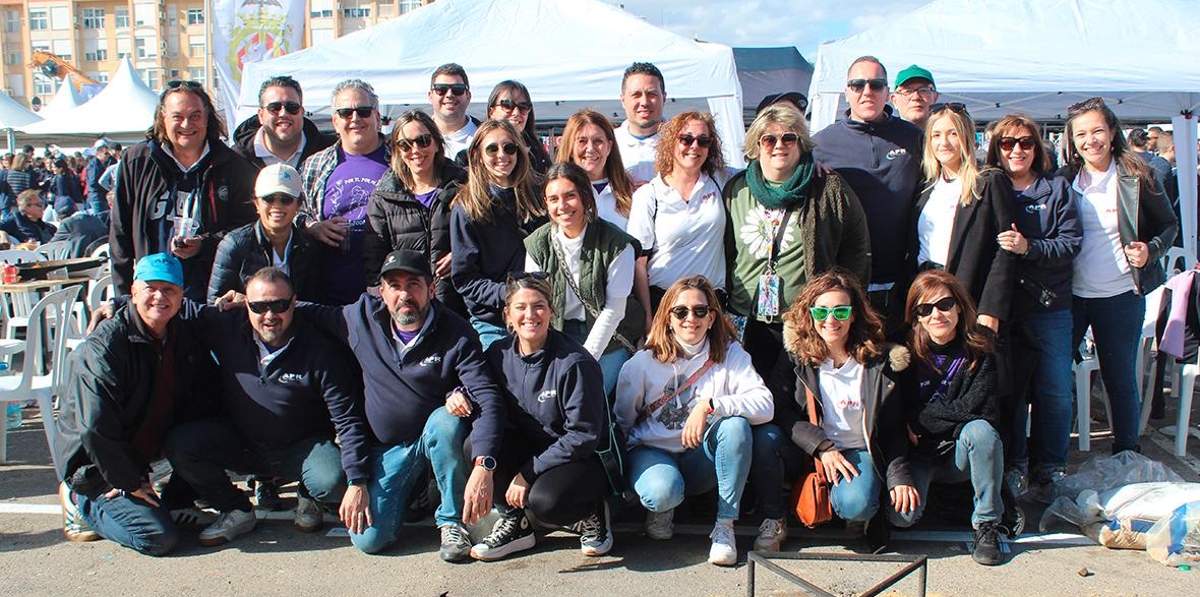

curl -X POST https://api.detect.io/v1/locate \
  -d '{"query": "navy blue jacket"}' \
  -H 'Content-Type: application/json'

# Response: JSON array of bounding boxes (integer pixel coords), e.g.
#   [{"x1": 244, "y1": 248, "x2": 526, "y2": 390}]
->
[
  {"x1": 1009, "y1": 174, "x2": 1081, "y2": 316},
  {"x1": 0, "y1": 212, "x2": 56, "y2": 244},
  {"x1": 812, "y1": 108, "x2": 923, "y2": 285},
  {"x1": 207, "y1": 221, "x2": 322, "y2": 302},
  {"x1": 49, "y1": 211, "x2": 107, "y2": 258},
  {"x1": 86, "y1": 155, "x2": 115, "y2": 213},
  {"x1": 486, "y1": 330, "x2": 605, "y2": 481},
  {"x1": 298, "y1": 295, "x2": 505, "y2": 462}
]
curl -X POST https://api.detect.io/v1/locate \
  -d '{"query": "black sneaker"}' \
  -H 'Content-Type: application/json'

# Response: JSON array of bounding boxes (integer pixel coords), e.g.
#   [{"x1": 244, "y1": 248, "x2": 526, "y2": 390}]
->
[
  {"x1": 865, "y1": 511, "x2": 891, "y2": 553},
  {"x1": 253, "y1": 477, "x2": 286, "y2": 512},
  {"x1": 972, "y1": 522, "x2": 1004, "y2": 566},
  {"x1": 470, "y1": 513, "x2": 535, "y2": 561},
  {"x1": 578, "y1": 502, "x2": 613, "y2": 556},
  {"x1": 438, "y1": 522, "x2": 472, "y2": 562}
]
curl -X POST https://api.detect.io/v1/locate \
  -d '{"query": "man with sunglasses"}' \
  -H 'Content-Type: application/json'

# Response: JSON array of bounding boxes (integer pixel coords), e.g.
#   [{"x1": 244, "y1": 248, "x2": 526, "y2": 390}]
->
[
  {"x1": 233, "y1": 76, "x2": 334, "y2": 172},
  {"x1": 890, "y1": 65, "x2": 939, "y2": 130},
  {"x1": 813, "y1": 56, "x2": 923, "y2": 335},
  {"x1": 427, "y1": 63, "x2": 479, "y2": 161}
]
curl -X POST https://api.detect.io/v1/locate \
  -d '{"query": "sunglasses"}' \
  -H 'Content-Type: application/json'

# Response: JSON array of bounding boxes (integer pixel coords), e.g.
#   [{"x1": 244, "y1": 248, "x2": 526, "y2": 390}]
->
[
  {"x1": 914, "y1": 296, "x2": 958, "y2": 318},
  {"x1": 809, "y1": 305, "x2": 853, "y2": 321},
  {"x1": 432, "y1": 83, "x2": 468, "y2": 97},
  {"x1": 930, "y1": 102, "x2": 969, "y2": 116},
  {"x1": 165, "y1": 79, "x2": 202, "y2": 92},
  {"x1": 847, "y1": 78, "x2": 887, "y2": 93},
  {"x1": 485, "y1": 142, "x2": 519, "y2": 156},
  {"x1": 507, "y1": 271, "x2": 550, "y2": 284},
  {"x1": 999, "y1": 136, "x2": 1037, "y2": 152},
  {"x1": 1067, "y1": 96, "x2": 1105, "y2": 116},
  {"x1": 335, "y1": 106, "x2": 374, "y2": 119},
  {"x1": 669, "y1": 305, "x2": 712, "y2": 320},
  {"x1": 263, "y1": 101, "x2": 302, "y2": 115},
  {"x1": 495, "y1": 99, "x2": 532, "y2": 114},
  {"x1": 677, "y1": 134, "x2": 713, "y2": 148},
  {"x1": 259, "y1": 193, "x2": 297, "y2": 206},
  {"x1": 397, "y1": 134, "x2": 434, "y2": 152},
  {"x1": 760, "y1": 132, "x2": 799, "y2": 148},
  {"x1": 247, "y1": 297, "x2": 294, "y2": 314}
]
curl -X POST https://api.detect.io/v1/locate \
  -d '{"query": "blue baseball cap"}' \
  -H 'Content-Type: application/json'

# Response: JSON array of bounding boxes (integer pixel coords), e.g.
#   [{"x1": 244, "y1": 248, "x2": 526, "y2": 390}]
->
[{"x1": 134, "y1": 253, "x2": 183, "y2": 287}]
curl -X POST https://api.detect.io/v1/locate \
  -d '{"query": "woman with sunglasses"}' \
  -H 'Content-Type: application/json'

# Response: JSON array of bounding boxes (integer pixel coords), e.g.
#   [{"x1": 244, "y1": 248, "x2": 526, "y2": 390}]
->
[
  {"x1": 451, "y1": 120, "x2": 547, "y2": 349},
  {"x1": 1061, "y1": 97, "x2": 1176, "y2": 455},
  {"x1": 486, "y1": 81, "x2": 551, "y2": 176},
  {"x1": 895, "y1": 270, "x2": 1009, "y2": 566},
  {"x1": 471, "y1": 274, "x2": 617, "y2": 561},
  {"x1": 725, "y1": 103, "x2": 870, "y2": 408},
  {"x1": 911, "y1": 103, "x2": 1014, "y2": 334},
  {"x1": 364, "y1": 110, "x2": 468, "y2": 314},
  {"x1": 555, "y1": 109, "x2": 636, "y2": 230},
  {"x1": 626, "y1": 111, "x2": 728, "y2": 331},
  {"x1": 983, "y1": 114, "x2": 1081, "y2": 498},
  {"x1": 749, "y1": 268, "x2": 915, "y2": 553},
  {"x1": 524, "y1": 162, "x2": 643, "y2": 396},
  {"x1": 615, "y1": 275, "x2": 772, "y2": 566}
]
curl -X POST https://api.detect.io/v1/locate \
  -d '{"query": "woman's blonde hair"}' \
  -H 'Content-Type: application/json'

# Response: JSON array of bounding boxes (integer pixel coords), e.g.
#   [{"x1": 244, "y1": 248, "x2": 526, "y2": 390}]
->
[
  {"x1": 742, "y1": 104, "x2": 815, "y2": 161},
  {"x1": 555, "y1": 109, "x2": 633, "y2": 218},
  {"x1": 645, "y1": 275, "x2": 736, "y2": 364},
  {"x1": 922, "y1": 107, "x2": 980, "y2": 206},
  {"x1": 455, "y1": 119, "x2": 543, "y2": 224}
]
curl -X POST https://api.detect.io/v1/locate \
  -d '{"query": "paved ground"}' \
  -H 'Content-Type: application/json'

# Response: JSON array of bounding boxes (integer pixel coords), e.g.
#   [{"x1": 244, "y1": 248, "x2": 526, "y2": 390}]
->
[{"x1": 2, "y1": 402, "x2": 1198, "y2": 597}]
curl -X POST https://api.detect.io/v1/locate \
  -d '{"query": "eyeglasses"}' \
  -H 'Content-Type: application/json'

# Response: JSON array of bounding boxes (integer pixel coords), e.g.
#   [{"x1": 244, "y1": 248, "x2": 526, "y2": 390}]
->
[
  {"x1": 913, "y1": 296, "x2": 958, "y2": 318},
  {"x1": 847, "y1": 78, "x2": 887, "y2": 93},
  {"x1": 930, "y1": 102, "x2": 969, "y2": 116},
  {"x1": 669, "y1": 305, "x2": 712, "y2": 320},
  {"x1": 760, "y1": 133, "x2": 799, "y2": 148},
  {"x1": 431, "y1": 83, "x2": 468, "y2": 97},
  {"x1": 485, "y1": 142, "x2": 519, "y2": 156},
  {"x1": 810, "y1": 305, "x2": 853, "y2": 321},
  {"x1": 335, "y1": 106, "x2": 374, "y2": 119},
  {"x1": 999, "y1": 136, "x2": 1037, "y2": 152},
  {"x1": 263, "y1": 101, "x2": 302, "y2": 115},
  {"x1": 677, "y1": 134, "x2": 713, "y2": 148},
  {"x1": 1067, "y1": 97, "x2": 1105, "y2": 116},
  {"x1": 494, "y1": 99, "x2": 532, "y2": 114},
  {"x1": 247, "y1": 297, "x2": 294, "y2": 314},
  {"x1": 895, "y1": 86, "x2": 936, "y2": 98},
  {"x1": 397, "y1": 134, "x2": 434, "y2": 152},
  {"x1": 507, "y1": 271, "x2": 550, "y2": 284},
  {"x1": 259, "y1": 193, "x2": 296, "y2": 206}
]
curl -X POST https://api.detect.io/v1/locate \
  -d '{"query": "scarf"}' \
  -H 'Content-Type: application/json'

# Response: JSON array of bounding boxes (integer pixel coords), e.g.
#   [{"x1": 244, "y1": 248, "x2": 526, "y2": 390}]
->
[{"x1": 745, "y1": 152, "x2": 816, "y2": 209}]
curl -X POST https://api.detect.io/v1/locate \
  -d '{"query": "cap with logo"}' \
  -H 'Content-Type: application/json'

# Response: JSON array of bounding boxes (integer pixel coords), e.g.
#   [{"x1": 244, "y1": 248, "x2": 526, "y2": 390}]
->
[
  {"x1": 756, "y1": 91, "x2": 808, "y2": 115},
  {"x1": 134, "y1": 253, "x2": 184, "y2": 287},
  {"x1": 895, "y1": 65, "x2": 936, "y2": 89},
  {"x1": 380, "y1": 249, "x2": 432, "y2": 278},
  {"x1": 255, "y1": 164, "x2": 303, "y2": 199}
]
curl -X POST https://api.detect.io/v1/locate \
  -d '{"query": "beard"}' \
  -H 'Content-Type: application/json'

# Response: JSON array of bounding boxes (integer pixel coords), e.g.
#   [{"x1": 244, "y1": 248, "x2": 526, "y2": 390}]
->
[{"x1": 391, "y1": 299, "x2": 429, "y2": 327}]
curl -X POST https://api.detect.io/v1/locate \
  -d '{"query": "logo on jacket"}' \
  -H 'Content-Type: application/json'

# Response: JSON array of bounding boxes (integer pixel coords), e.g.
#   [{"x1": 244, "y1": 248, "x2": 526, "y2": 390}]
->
[
  {"x1": 420, "y1": 355, "x2": 442, "y2": 367},
  {"x1": 886, "y1": 148, "x2": 909, "y2": 160},
  {"x1": 537, "y1": 389, "x2": 557, "y2": 403},
  {"x1": 218, "y1": 185, "x2": 229, "y2": 202},
  {"x1": 278, "y1": 373, "x2": 306, "y2": 385},
  {"x1": 1025, "y1": 204, "x2": 1047, "y2": 213}
]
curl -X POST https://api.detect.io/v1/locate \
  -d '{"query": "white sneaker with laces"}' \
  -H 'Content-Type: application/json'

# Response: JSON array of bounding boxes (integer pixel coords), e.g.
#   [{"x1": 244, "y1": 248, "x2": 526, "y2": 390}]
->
[
  {"x1": 294, "y1": 496, "x2": 323, "y2": 533},
  {"x1": 578, "y1": 502, "x2": 613, "y2": 557},
  {"x1": 645, "y1": 508, "x2": 674, "y2": 540},
  {"x1": 198, "y1": 508, "x2": 257, "y2": 546},
  {"x1": 753, "y1": 517, "x2": 787, "y2": 552},
  {"x1": 708, "y1": 519, "x2": 737, "y2": 566}
]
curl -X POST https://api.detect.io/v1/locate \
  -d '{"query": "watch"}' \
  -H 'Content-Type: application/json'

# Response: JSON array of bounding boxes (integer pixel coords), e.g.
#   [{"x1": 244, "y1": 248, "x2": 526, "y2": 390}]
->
[{"x1": 474, "y1": 455, "x2": 497, "y2": 471}]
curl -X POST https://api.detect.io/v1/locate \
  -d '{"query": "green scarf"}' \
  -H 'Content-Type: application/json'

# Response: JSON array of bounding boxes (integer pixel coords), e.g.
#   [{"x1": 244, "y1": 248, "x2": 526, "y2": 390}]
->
[{"x1": 746, "y1": 153, "x2": 816, "y2": 209}]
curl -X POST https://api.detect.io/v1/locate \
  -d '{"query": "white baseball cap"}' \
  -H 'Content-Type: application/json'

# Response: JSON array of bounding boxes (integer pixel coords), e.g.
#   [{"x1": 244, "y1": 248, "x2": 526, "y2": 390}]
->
[{"x1": 255, "y1": 164, "x2": 303, "y2": 199}]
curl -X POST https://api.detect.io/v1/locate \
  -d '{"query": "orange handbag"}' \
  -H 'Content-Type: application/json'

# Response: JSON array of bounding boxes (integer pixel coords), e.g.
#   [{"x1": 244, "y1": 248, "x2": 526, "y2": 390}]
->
[{"x1": 790, "y1": 385, "x2": 833, "y2": 528}]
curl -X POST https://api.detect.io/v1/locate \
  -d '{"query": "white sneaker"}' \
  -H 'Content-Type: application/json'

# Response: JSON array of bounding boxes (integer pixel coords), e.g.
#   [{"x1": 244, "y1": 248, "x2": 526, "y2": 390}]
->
[
  {"x1": 198, "y1": 509, "x2": 257, "y2": 546},
  {"x1": 753, "y1": 517, "x2": 787, "y2": 552},
  {"x1": 294, "y1": 496, "x2": 323, "y2": 533},
  {"x1": 708, "y1": 519, "x2": 737, "y2": 566},
  {"x1": 645, "y1": 509, "x2": 674, "y2": 540}
]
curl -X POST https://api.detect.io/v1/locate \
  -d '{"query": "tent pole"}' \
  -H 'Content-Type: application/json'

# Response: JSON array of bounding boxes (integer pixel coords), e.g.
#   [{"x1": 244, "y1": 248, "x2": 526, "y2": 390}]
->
[{"x1": 4, "y1": 129, "x2": 13, "y2": 154}]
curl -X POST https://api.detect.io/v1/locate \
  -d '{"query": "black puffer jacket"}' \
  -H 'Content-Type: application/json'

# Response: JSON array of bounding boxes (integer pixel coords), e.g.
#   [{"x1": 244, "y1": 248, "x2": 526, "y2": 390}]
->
[
  {"x1": 207, "y1": 221, "x2": 322, "y2": 302},
  {"x1": 232, "y1": 115, "x2": 335, "y2": 172}
]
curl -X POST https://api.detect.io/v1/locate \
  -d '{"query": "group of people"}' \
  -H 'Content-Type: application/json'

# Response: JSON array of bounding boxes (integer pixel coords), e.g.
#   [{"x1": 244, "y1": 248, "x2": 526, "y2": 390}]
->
[{"x1": 52, "y1": 55, "x2": 1178, "y2": 570}]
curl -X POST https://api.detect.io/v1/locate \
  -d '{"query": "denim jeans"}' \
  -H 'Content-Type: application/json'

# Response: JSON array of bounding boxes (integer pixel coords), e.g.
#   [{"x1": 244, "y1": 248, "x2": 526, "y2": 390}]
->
[
  {"x1": 750, "y1": 424, "x2": 885, "y2": 522},
  {"x1": 891, "y1": 420, "x2": 1004, "y2": 528},
  {"x1": 470, "y1": 316, "x2": 507, "y2": 351},
  {"x1": 75, "y1": 489, "x2": 180, "y2": 556},
  {"x1": 1072, "y1": 291, "x2": 1145, "y2": 453},
  {"x1": 163, "y1": 418, "x2": 346, "y2": 512},
  {"x1": 561, "y1": 318, "x2": 632, "y2": 397},
  {"x1": 350, "y1": 407, "x2": 468, "y2": 554},
  {"x1": 628, "y1": 416, "x2": 752, "y2": 520},
  {"x1": 1010, "y1": 308, "x2": 1074, "y2": 476}
]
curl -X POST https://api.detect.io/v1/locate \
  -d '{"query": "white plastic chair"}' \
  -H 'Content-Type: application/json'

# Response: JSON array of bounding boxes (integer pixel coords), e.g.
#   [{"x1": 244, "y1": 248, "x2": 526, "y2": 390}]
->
[
  {"x1": 1164, "y1": 355, "x2": 1199, "y2": 456},
  {"x1": 35, "y1": 241, "x2": 72, "y2": 261},
  {"x1": 0, "y1": 286, "x2": 80, "y2": 463},
  {"x1": 66, "y1": 274, "x2": 114, "y2": 352},
  {"x1": 1162, "y1": 246, "x2": 1195, "y2": 276},
  {"x1": 0, "y1": 250, "x2": 47, "y2": 341}
]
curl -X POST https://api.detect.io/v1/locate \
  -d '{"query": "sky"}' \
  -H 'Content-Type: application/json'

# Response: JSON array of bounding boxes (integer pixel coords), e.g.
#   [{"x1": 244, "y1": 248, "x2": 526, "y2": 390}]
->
[{"x1": 614, "y1": 0, "x2": 932, "y2": 58}]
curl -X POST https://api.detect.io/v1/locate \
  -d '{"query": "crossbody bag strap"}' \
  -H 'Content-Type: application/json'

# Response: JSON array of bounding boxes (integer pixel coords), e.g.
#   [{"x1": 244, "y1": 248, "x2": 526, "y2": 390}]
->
[
  {"x1": 550, "y1": 235, "x2": 637, "y2": 353},
  {"x1": 636, "y1": 358, "x2": 714, "y2": 424},
  {"x1": 805, "y1": 384, "x2": 828, "y2": 483}
]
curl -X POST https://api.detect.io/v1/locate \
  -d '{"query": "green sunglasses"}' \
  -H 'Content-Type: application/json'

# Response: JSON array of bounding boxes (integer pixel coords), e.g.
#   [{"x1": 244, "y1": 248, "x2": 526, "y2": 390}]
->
[{"x1": 810, "y1": 305, "x2": 853, "y2": 321}]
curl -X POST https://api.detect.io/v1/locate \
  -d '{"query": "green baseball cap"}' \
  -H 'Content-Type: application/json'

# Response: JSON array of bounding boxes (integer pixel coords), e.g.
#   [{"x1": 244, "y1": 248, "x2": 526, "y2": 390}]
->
[{"x1": 895, "y1": 65, "x2": 936, "y2": 89}]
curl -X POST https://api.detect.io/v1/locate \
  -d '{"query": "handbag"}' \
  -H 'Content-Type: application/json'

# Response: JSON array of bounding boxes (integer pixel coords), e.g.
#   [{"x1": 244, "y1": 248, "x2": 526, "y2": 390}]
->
[{"x1": 790, "y1": 385, "x2": 833, "y2": 528}]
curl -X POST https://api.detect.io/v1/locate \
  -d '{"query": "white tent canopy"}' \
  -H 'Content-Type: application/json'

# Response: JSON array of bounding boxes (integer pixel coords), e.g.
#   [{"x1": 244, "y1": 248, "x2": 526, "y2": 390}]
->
[
  {"x1": 38, "y1": 80, "x2": 85, "y2": 120},
  {"x1": 0, "y1": 93, "x2": 41, "y2": 130},
  {"x1": 20, "y1": 58, "x2": 159, "y2": 135},
  {"x1": 240, "y1": 0, "x2": 745, "y2": 165}
]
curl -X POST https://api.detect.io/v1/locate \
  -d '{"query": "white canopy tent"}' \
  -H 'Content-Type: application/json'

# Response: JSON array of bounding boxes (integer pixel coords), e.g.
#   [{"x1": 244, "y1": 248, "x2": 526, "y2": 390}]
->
[
  {"x1": 0, "y1": 93, "x2": 41, "y2": 153},
  {"x1": 37, "y1": 80, "x2": 85, "y2": 120},
  {"x1": 20, "y1": 58, "x2": 159, "y2": 136},
  {"x1": 807, "y1": 0, "x2": 1200, "y2": 256},
  {"x1": 239, "y1": 0, "x2": 745, "y2": 166}
]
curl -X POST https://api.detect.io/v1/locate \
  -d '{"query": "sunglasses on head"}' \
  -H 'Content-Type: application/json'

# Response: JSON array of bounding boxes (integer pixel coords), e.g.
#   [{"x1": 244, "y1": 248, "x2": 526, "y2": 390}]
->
[
  {"x1": 507, "y1": 271, "x2": 550, "y2": 284},
  {"x1": 335, "y1": 106, "x2": 374, "y2": 119},
  {"x1": 760, "y1": 132, "x2": 799, "y2": 148},
  {"x1": 669, "y1": 305, "x2": 712, "y2": 320},
  {"x1": 263, "y1": 101, "x2": 302, "y2": 115},
  {"x1": 1067, "y1": 96, "x2": 1105, "y2": 116},
  {"x1": 847, "y1": 78, "x2": 887, "y2": 93},
  {"x1": 495, "y1": 99, "x2": 532, "y2": 114},
  {"x1": 397, "y1": 134, "x2": 434, "y2": 152},
  {"x1": 930, "y1": 102, "x2": 969, "y2": 116},
  {"x1": 432, "y1": 83, "x2": 468, "y2": 97},
  {"x1": 259, "y1": 193, "x2": 296, "y2": 206},
  {"x1": 914, "y1": 296, "x2": 958, "y2": 318},
  {"x1": 810, "y1": 305, "x2": 853, "y2": 321},
  {"x1": 165, "y1": 79, "x2": 202, "y2": 93},
  {"x1": 247, "y1": 297, "x2": 294, "y2": 314},
  {"x1": 999, "y1": 136, "x2": 1037, "y2": 152},
  {"x1": 677, "y1": 134, "x2": 713, "y2": 148},
  {"x1": 485, "y1": 142, "x2": 519, "y2": 156}
]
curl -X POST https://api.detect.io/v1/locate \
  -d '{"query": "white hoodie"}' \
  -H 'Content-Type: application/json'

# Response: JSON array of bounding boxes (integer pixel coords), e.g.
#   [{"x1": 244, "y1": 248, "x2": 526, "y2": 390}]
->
[{"x1": 615, "y1": 340, "x2": 773, "y2": 453}]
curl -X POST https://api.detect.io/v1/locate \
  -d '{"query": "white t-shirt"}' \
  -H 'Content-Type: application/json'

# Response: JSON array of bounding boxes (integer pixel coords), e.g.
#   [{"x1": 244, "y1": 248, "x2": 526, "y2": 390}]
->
[
  {"x1": 442, "y1": 119, "x2": 478, "y2": 160},
  {"x1": 917, "y1": 177, "x2": 962, "y2": 267},
  {"x1": 1072, "y1": 162, "x2": 1135, "y2": 298},
  {"x1": 615, "y1": 120, "x2": 660, "y2": 186},
  {"x1": 592, "y1": 180, "x2": 629, "y2": 231},
  {"x1": 626, "y1": 174, "x2": 727, "y2": 290},
  {"x1": 817, "y1": 357, "x2": 867, "y2": 450}
]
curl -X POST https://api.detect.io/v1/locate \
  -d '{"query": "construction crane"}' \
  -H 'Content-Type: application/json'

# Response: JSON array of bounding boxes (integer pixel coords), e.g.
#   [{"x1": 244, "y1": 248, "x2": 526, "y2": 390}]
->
[{"x1": 27, "y1": 50, "x2": 101, "y2": 92}]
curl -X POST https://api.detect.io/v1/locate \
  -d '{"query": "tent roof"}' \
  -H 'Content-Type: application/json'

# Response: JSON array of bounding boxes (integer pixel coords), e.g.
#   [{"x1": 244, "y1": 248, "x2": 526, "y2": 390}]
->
[
  {"x1": 21, "y1": 58, "x2": 159, "y2": 135},
  {"x1": 38, "y1": 80, "x2": 85, "y2": 120},
  {"x1": 733, "y1": 47, "x2": 811, "y2": 72},
  {"x1": 808, "y1": 0, "x2": 1200, "y2": 127},
  {"x1": 0, "y1": 93, "x2": 41, "y2": 130}
]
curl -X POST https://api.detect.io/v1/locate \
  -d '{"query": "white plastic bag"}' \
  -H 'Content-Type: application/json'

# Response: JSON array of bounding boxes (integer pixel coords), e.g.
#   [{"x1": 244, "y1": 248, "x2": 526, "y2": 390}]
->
[{"x1": 1146, "y1": 501, "x2": 1200, "y2": 567}]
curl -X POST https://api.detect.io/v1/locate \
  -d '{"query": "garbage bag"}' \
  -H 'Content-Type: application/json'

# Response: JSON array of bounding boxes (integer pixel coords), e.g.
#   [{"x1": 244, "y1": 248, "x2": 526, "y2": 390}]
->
[
  {"x1": 1146, "y1": 501, "x2": 1200, "y2": 567},
  {"x1": 1040, "y1": 451, "x2": 1185, "y2": 534}
]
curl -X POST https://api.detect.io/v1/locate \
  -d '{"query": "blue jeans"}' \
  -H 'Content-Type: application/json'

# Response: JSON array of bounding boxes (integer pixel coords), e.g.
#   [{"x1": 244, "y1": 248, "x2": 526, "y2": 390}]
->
[
  {"x1": 1010, "y1": 309, "x2": 1074, "y2": 476},
  {"x1": 350, "y1": 407, "x2": 468, "y2": 554},
  {"x1": 628, "y1": 416, "x2": 752, "y2": 520},
  {"x1": 75, "y1": 490, "x2": 179, "y2": 556},
  {"x1": 891, "y1": 420, "x2": 1004, "y2": 528},
  {"x1": 1072, "y1": 291, "x2": 1145, "y2": 453},
  {"x1": 470, "y1": 316, "x2": 507, "y2": 351},
  {"x1": 750, "y1": 424, "x2": 884, "y2": 522},
  {"x1": 561, "y1": 317, "x2": 632, "y2": 397}
]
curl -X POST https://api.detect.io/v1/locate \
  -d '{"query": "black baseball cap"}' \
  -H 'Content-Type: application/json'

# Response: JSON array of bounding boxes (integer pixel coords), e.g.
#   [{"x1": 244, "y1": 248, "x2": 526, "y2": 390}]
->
[
  {"x1": 380, "y1": 249, "x2": 432, "y2": 278},
  {"x1": 756, "y1": 91, "x2": 808, "y2": 115}
]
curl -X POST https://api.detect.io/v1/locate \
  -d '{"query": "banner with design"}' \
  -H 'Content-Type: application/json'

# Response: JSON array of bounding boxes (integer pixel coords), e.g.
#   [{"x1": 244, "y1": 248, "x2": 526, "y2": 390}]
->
[{"x1": 211, "y1": 0, "x2": 305, "y2": 135}]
